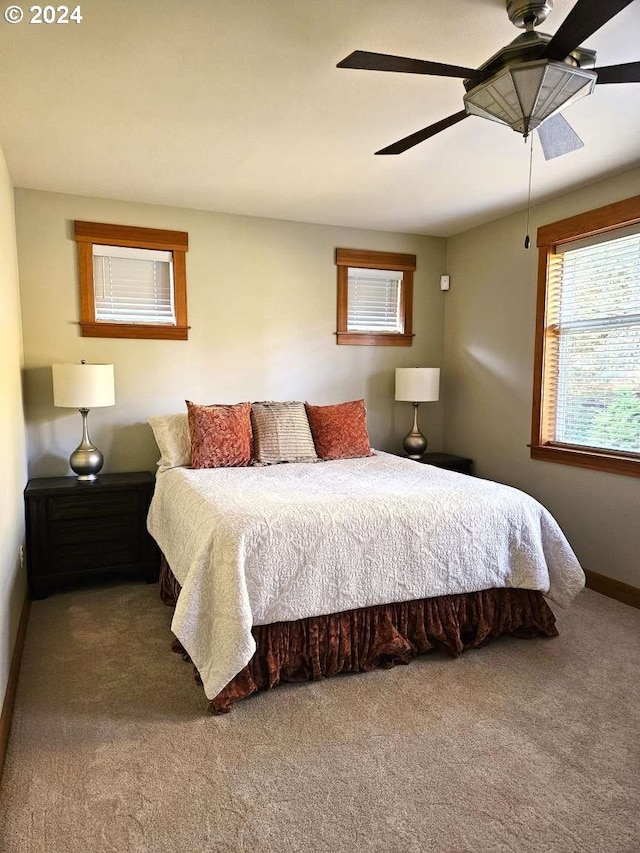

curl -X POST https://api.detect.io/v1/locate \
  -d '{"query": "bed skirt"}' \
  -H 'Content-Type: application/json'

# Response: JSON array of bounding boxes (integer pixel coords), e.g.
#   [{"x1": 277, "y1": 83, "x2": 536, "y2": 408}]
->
[{"x1": 159, "y1": 556, "x2": 559, "y2": 714}]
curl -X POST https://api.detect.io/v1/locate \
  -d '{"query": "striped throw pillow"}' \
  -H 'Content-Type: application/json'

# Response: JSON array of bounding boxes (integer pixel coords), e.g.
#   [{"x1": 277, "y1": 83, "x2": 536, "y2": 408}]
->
[{"x1": 251, "y1": 401, "x2": 318, "y2": 465}]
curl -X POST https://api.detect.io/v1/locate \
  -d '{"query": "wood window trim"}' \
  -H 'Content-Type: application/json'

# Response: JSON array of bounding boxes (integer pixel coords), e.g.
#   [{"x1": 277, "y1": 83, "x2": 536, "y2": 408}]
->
[
  {"x1": 531, "y1": 195, "x2": 640, "y2": 478},
  {"x1": 74, "y1": 221, "x2": 189, "y2": 340},
  {"x1": 335, "y1": 248, "x2": 415, "y2": 346}
]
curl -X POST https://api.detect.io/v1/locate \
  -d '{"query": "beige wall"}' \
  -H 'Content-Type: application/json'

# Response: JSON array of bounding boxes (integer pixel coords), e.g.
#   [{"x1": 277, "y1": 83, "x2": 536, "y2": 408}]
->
[
  {"x1": 0, "y1": 147, "x2": 28, "y2": 708},
  {"x1": 15, "y1": 189, "x2": 447, "y2": 477},
  {"x1": 16, "y1": 173, "x2": 638, "y2": 591},
  {"x1": 445, "y1": 167, "x2": 640, "y2": 587}
]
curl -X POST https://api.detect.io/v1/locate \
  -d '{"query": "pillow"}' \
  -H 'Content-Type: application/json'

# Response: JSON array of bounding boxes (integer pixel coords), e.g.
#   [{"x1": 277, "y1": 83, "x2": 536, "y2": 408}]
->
[
  {"x1": 148, "y1": 413, "x2": 191, "y2": 472},
  {"x1": 305, "y1": 399, "x2": 373, "y2": 461},
  {"x1": 250, "y1": 401, "x2": 318, "y2": 465},
  {"x1": 186, "y1": 401, "x2": 253, "y2": 468}
]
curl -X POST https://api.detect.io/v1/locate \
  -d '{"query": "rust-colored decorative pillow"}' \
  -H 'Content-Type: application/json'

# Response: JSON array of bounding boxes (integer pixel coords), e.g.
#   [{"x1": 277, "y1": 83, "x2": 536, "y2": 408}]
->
[
  {"x1": 305, "y1": 399, "x2": 373, "y2": 461},
  {"x1": 186, "y1": 401, "x2": 253, "y2": 468}
]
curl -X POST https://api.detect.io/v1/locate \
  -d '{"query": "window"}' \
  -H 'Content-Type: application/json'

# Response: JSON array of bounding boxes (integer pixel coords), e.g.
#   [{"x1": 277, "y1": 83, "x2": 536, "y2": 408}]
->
[
  {"x1": 93, "y1": 245, "x2": 175, "y2": 326},
  {"x1": 347, "y1": 268, "x2": 403, "y2": 333},
  {"x1": 336, "y1": 248, "x2": 415, "y2": 346},
  {"x1": 74, "y1": 221, "x2": 189, "y2": 339},
  {"x1": 532, "y1": 195, "x2": 640, "y2": 477}
]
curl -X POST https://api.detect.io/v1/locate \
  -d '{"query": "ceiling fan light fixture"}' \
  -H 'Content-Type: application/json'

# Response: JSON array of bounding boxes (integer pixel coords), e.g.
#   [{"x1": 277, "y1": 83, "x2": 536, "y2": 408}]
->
[{"x1": 463, "y1": 60, "x2": 596, "y2": 135}]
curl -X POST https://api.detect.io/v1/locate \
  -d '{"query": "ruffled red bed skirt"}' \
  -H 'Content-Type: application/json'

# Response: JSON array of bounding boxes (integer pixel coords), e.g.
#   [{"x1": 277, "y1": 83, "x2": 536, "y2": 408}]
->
[{"x1": 159, "y1": 556, "x2": 558, "y2": 714}]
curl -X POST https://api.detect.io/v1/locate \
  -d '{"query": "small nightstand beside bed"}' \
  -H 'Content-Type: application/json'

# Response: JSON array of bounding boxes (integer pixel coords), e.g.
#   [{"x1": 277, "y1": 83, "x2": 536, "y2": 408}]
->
[
  {"x1": 25, "y1": 472, "x2": 159, "y2": 599},
  {"x1": 147, "y1": 401, "x2": 584, "y2": 714}
]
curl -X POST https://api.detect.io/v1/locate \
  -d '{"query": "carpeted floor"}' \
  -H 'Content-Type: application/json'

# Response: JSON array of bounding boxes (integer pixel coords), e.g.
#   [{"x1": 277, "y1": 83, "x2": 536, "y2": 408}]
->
[{"x1": 0, "y1": 582, "x2": 638, "y2": 853}]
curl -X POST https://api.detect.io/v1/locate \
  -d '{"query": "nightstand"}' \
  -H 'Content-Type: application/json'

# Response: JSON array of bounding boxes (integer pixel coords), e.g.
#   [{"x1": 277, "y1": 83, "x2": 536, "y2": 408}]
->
[
  {"x1": 24, "y1": 471, "x2": 160, "y2": 599},
  {"x1": 410, "y1": 452, "x2": 473, "y2": 475}
]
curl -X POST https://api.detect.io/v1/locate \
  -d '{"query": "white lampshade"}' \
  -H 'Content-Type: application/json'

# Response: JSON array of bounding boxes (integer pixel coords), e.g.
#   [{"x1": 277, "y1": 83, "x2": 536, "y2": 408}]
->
[
  {"x1": 395, "y1": 367, "x2": 440, "y2": 403},
  {"x1": 52, "y1": 363, "x2": 115, "y2": 409}
]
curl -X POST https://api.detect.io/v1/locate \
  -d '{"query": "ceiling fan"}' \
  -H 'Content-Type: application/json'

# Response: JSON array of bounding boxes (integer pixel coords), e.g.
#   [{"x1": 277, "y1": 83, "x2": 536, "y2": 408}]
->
[{"x1": 337, "y1": 0, "x2": 640, "y2": 160}]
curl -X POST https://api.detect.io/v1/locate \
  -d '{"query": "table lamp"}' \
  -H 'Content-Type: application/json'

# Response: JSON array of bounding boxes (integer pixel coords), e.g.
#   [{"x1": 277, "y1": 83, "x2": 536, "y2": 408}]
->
[
  {"x1": 395, "y1": 367, "x2": 440, "y2": 459},
  {"x1": 52, "y1": 361, "x2": 115, "y2": 481}
]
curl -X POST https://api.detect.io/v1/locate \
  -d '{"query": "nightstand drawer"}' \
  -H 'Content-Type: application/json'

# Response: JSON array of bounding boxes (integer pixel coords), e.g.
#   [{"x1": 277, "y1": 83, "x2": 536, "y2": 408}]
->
[
  {"x1": 49, "y1": 491, "x2": 139, "y2": 521},
  {"x1": 49, "y1": 538, "x2": 141, "y2": 574},
  {"x1": 50, "y1": 515, "x2": 138, "y2": 546}
]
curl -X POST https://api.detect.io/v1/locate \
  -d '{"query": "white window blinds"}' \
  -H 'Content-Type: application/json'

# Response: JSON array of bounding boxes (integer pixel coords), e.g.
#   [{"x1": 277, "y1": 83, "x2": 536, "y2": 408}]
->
[
  {"x1": 92, "y1": 245, "x2": 176, "y2": 325},
  {"x1": 347, "y1": 268, "x2": 403, "y2": 333},
  {"x1": 547, "y1": 230, "x2": 640, "y2": 455}
]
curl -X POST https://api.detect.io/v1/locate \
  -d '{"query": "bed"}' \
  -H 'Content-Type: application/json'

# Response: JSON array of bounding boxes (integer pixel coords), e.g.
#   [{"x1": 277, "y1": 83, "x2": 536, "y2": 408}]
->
[{"x1": 147, "y1": 451, "x2": 585, "y2": 713}]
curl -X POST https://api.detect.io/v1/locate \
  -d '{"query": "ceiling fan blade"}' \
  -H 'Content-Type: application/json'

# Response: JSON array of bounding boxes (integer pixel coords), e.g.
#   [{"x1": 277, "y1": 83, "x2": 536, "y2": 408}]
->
[
  {"x1": 375, "y1": 110, "x2": 469, "y2": 155},
  {"x1": 337, "y1": 50, "x2": 479, "y2": 79},
  {"x1": 537, "y1": 113, "x2": 584, "y2": 160},
  {"x1": 542, "y1": 0, "x2": 636, "y2": 61},
  {"x1": 596, "y1": 61, "x2": 640, "y2": 84}
]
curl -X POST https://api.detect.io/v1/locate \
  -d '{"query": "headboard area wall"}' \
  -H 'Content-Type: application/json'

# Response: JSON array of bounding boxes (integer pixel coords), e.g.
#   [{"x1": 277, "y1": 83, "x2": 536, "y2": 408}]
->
[{"x1": 15, "y1": 189, "x2": 447, "y2": 477}]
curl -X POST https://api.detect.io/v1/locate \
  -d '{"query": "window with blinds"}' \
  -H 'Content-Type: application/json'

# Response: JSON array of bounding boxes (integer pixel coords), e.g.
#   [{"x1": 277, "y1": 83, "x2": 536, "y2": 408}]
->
[
  {"x1": 533, "y1": 195, "x2": 640, "y2": 477},
  {"x1": 335, "y1": 248, "x2": 415, "y2": 346},
  {"x1": 74, "y1": 220, "x2": 188, "y2": 340},
  {"x1": 93, "y1": 245, "x2": 176, "y2": 325},
  {"x1": 546, "y1": 231, "x2": 640, "y2": 455},
  {"x1": 347, "y1": 268, "x2": 403, "y2": 333}
]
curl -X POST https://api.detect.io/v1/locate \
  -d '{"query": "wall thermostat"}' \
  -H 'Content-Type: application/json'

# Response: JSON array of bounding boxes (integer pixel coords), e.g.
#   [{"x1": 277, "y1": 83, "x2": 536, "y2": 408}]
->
[{"x1": 440, "y1": 275, "x2": 450, "y2": 291}]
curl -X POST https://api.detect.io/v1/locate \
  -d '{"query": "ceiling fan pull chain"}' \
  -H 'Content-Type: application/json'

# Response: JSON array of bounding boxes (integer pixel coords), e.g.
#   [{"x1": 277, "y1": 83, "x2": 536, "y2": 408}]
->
[{"x1": 524, "y1": 133, "x2": 534, "y2": 249}]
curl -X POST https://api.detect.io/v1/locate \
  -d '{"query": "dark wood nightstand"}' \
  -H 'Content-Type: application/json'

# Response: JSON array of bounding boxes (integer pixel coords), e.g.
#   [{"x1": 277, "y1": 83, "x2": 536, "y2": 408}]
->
[
  {"x1": 24, "y1": 471, "x2": 160, "y2": 599},
  {"x1": 409, "y1": 452, "x2": 473, "y2": 475}
]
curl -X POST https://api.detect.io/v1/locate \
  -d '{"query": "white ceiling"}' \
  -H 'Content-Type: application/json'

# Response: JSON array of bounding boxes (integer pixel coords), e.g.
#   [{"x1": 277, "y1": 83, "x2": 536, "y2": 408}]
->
[{"x1": 1, "y1": 0, "x2": 639, "y2": 236}]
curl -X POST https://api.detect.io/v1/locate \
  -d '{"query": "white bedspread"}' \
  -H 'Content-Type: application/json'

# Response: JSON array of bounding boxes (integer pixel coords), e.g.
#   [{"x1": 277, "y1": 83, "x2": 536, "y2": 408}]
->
[{"x1": 147, "y1": 452, "x2": 584, "y2": 699}]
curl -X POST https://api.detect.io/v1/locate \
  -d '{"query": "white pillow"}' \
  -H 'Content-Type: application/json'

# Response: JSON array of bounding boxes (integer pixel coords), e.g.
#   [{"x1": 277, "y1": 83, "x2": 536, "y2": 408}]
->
[{"x1": 148, "y1": 413, "x2": 191, "y2": 472}]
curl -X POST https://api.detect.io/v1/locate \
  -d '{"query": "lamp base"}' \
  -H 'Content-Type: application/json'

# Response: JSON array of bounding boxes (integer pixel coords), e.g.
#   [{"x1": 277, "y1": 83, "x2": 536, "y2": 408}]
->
[
  {"x1": 402, "y1": 431, "x2": 428, "y2": 460},
  {"x1": 70, "y1": 446, "x2": 104, "y2": 481},
  {"x1": 70, "y1": 408, "x2": 104, "y2": 481},
  {"x1": 402, "y1": 403, "x2": 428, "y2": 460}
]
